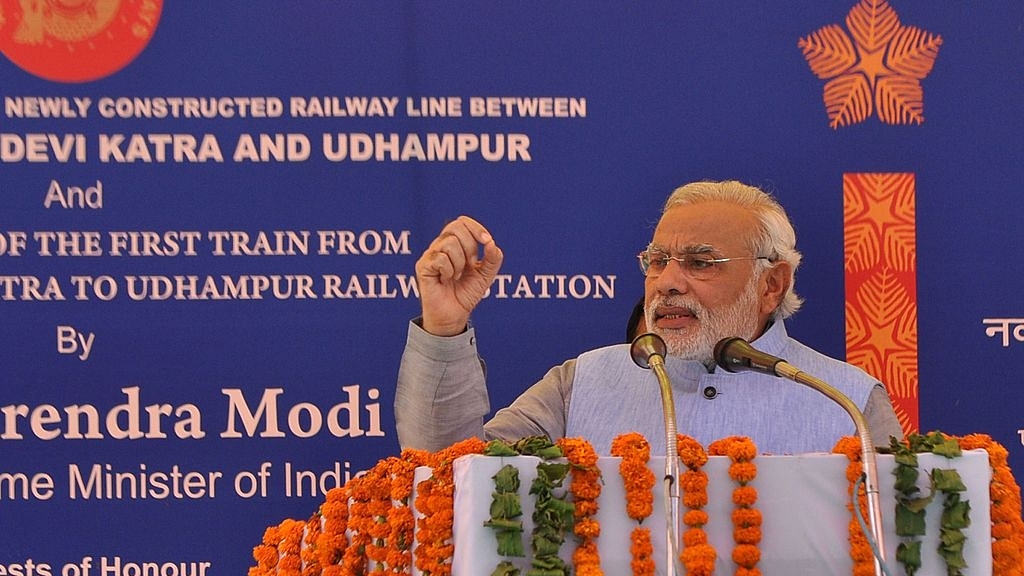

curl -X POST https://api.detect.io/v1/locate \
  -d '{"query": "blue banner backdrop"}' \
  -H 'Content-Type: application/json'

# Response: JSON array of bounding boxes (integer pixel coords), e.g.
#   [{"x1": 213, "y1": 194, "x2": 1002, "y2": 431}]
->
[{"x1": 1, "y1": 2, "x2": 1021, "y2": 574}]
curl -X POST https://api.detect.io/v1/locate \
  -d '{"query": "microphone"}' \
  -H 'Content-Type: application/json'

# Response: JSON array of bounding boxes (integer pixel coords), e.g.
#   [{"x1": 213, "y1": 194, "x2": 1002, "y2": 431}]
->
[
  {"x1": 714, "y1": 336, "x2": 786, "y2": 376},
  {"x1": 630, "y1": 332, "x2": 667, "y2": 369},
  {"x1": 712, "y1": 337, "x2": 888, "y2": 575},
  {"x1": 629, "y1": 332, "x2": 683, "y2": 576}
]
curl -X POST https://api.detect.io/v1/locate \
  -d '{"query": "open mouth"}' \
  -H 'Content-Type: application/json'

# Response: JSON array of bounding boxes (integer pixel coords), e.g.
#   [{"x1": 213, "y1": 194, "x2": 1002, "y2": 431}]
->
[{"x1": 654, "y1": 305, "x2": 697, "y2": 329}]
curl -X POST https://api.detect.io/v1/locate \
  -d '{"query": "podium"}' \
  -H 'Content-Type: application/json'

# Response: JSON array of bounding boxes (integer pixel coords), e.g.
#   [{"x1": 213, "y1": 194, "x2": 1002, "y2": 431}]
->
[
  {"x1": 250, "y1": 440, "x2": 1018, "y2": 576},
  {"x1": 441, "y1": 451, "x2": 993, "y2": 576}
]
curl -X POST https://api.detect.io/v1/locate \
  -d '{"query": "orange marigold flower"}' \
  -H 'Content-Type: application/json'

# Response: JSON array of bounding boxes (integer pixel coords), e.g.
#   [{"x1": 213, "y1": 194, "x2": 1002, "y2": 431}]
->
[
  {"x1": 386, "y1": 549, "x2": 410, "y2": 568},
  {"x1": 630, "y1": 527, "x2": 653, "y2": 548},
  {"x1": 629, "y1": 528, "x2": 656, "y2": 576},
  {"x1": 993, "y1": 503, "x2": 1020, "y2": 523},
  {"x1": 573, "y1": 484, "x2": 602, "y2": 502},
  {"x1": 987, "y1": 442, "x2": 1010, "y2": 462},
  {"x1": 325, "y1": 486, "x2": 347, "y2": 502},
  {"x1": 680, "y1": 544, "x2": 716, "y2": 576},
  {"x1": 575, "y1": 500, "x2": 599, "y2": 517},
  {"x1": 573, "y1": 539, "x2": 599, "y2": 559},
  {"x1": 729, "y1": 461, "x2": 758, "y2": 484},
  {"x1": 575, "y1": 517, "x2": 601, "y2": 539},
  {"x1": 679, "y1": 470, "x2": 709, "y2": 492},
  {"x1": 252, "y1": 545, "x2": 278, "y2": 567},
  {"x1": 558, "y1": 436, "x2": 600, "y2": 467},
  {"x1": 709, "y1": 435, "x2": 757, "y2": 462},
  {"x1": 992, "y1": 538, "x2": 1019, "y2": 557},
  {"x1": 261, "y1": 526, "x2": 281, "y2": 546},
  {"x1": 677, "y1": 434, "x2": 708, "y2": 469},
  {"x1": 853, "y1": 564, "x2": 877, "y2": 576},
  {"x1": 626, "y1": 499, "x2": 654, "y2": 520},
  {"x1": 683, "y1": 489, "x2": 709, "y2": 509},
  {"x1": 992, "y1": 522, "x2": 1016, "y2": 539},
  {"x1": 732, "y1": 543, "x2": 761, "y2": 565},
  {"x1": 683, "y1": 527, "x2": 709, "y2": 547},
  {"x1": 577, "y1": 565, "x2": 605, "y2": 576},
  {"x1": 732, "y1": 485, "x2": 758, "y2": 507},
  {"x1": 849, "y1": 533, "x2": 873, "y2": 562},
  {"x1": 832, "y1": 436, "x2": 862, "y2": 459},
  {"x1": 684, "y1": 509, "x2": 709, "y2": 526},
  {"x1": 732, "y1": 507, "x2": 762, "y2": 527},
  {"x1": 734, "y1": 526, "x2": 762, "y2": 545},
  {"x1": 611, "y1": 432, "x2": 649, "y2": 455}
]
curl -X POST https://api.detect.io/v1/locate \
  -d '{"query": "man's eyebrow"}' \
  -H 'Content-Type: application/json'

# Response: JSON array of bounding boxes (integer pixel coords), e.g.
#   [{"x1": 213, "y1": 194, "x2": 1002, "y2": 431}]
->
[{"x1": 649, "y1": 243, "x2": 716, "y2": 254}]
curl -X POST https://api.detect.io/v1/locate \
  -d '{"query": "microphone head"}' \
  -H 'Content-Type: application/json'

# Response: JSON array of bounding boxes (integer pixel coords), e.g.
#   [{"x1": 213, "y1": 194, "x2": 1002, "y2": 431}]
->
[
  {"x1": 714, "y1": 337, "x2": 748, "y2": 373},
  {"x1": 714, "y1": 336, "x2": 784, "y2": 376},
  {"x1": 630, "y1": 332, "x2": 667, "y2": 369}
]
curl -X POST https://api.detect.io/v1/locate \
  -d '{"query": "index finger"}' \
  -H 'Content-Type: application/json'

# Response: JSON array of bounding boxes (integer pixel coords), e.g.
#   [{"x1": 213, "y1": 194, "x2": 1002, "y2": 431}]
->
[
  {"x1": 438, "y1": 215, "x2": 495, "y2": 263},
  {"x1": 442, "y1": 215, "x2": 493, "y2": 245}
]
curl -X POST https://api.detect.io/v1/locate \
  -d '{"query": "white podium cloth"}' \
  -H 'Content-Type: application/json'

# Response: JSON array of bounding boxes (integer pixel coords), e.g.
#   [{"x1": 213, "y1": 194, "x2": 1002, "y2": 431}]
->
[{"x1": 423, "y1": 450, "x2": 992, "y2": 576}]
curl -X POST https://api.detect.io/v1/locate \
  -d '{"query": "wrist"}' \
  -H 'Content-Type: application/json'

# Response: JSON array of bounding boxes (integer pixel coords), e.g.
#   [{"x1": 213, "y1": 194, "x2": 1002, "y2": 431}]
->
[{"x1": 421, "y1": 316, "x2": 468, "y2": 337}]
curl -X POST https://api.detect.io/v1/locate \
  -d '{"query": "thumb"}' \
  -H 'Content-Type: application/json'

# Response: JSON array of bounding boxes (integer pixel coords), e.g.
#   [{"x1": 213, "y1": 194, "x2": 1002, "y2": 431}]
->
[{"x1": 477, "y1": 237, "x2": 503, "y2": 279}]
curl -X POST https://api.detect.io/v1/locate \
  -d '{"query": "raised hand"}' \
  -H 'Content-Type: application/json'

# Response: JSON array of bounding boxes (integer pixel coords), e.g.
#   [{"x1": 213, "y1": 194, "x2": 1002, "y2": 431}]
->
[{"x1": 414, "y1": 216, "x2": 504, "y2": 336}]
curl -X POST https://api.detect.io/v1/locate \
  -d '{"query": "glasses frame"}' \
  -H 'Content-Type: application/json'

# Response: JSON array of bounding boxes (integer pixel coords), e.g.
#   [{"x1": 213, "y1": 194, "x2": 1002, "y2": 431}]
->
[{"x1": 637, "y1": 248, "x2": 771, "y2": 278}]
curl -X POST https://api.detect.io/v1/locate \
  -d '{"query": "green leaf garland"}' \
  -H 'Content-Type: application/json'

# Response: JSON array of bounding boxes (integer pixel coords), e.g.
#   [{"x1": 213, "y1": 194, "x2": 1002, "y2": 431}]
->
[
  {"x1": 482, "y1": 437, "x2": 574, "y2": 576},
  {"x1": 883, "y1": 431, "x2": 971, "y2": 576}
]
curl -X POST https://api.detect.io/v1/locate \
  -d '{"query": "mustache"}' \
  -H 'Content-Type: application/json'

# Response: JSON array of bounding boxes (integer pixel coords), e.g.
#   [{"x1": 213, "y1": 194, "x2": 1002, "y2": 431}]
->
[{"x1": 647, "y1": 295, "x2": 702, "y2": 317}]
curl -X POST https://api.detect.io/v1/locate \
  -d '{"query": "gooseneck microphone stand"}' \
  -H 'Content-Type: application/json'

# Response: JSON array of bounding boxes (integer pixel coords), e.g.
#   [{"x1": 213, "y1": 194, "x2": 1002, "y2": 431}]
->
[
  {"x1": 630, "y1": 333, "x2": 683, "y2": 576},
  {"x1": 714, "y1": 337, "x2": 887, "y2": 576}
]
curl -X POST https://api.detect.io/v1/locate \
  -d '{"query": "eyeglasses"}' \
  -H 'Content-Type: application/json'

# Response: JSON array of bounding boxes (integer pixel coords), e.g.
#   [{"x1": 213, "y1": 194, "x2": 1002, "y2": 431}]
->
[{"x1": 637, "y1": 248, "x2": 771, "y2": 280}]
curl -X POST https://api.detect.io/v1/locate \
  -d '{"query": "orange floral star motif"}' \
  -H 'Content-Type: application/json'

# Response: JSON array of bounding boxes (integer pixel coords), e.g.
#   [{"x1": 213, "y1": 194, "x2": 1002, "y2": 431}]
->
[{"x1": 798, "y1": 0, "x2": 942, "y2": 128}]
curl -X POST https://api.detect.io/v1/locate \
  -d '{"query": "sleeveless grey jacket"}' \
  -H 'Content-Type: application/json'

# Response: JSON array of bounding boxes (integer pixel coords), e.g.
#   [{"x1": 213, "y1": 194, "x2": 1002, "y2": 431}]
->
[{"x1": 566, "y1": 323, "x2": 877, "y2": 455}]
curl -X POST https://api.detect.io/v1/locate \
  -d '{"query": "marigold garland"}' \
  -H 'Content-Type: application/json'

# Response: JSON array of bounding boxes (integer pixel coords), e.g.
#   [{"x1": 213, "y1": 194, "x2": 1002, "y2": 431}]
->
[
  {"x1": 387, "y1": 452, "x2": 420, "y2": 573},
  {"x1": 957, "y1": 433, "x2": 1024, "y2": 576},
  {"x1": 316, "y1": 487, "x2": 348, "y2": 576},
  {"x1": 677, "y1": 434, "x2": 715, "y2": 576},
  {"x1": 249, "y1": 431, "x2": 1024, "y2": 576},
  {"x1": 248, "y1": 524, "x2": 281, "y2": 576},
  {"x1": 339, "y1": 473, "x2": 371, "y2": 576},
  {"x1": 277, "y1": 518, "x2": 305, "y2": 576},
  {"x1": 832, "y1": 435, "x2": 875, "y2": 576},
  {"x1": 611, "y1": 432, "x2": 656, "y2": 576},
  {"x1": 300, "y1": 513, "x2": 322, "y2": 576},
  {"x1": 360, "y1": 458, "x2": 394, "y2": 570},
  {"x1": 709, "y1": 436, "x2": 761, "y2": 576},
  {"x1": 414, "y1": 437, "x2": 488, "y2": 576},
  {"x1": 557, "y1": 437, "x2": 603, "y2": 576}
]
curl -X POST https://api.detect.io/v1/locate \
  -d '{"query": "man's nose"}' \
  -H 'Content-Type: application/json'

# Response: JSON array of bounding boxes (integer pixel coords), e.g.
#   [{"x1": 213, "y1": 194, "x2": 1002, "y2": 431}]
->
[{"x1": 651, "y1": 259, "x2": 691, "y2": 294}]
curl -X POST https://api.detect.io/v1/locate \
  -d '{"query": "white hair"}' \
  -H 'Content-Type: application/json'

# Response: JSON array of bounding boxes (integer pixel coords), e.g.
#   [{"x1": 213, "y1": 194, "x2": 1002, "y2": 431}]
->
[{"x1": 662, "y1": 180, "x2": 804, "y2": 318}]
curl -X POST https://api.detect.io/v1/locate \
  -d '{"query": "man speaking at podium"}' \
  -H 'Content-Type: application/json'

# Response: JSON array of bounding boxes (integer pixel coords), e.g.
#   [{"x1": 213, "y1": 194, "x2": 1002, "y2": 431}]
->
[{"x1": 395, "y1": 180, "x2": 902, "y2": 455}]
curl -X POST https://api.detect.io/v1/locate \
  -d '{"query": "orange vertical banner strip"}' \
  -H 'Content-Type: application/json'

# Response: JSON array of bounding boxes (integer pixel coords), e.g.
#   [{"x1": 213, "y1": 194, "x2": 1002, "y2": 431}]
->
[{"x1": 843, "y1": 173, "x2": 919, "y2": 434}]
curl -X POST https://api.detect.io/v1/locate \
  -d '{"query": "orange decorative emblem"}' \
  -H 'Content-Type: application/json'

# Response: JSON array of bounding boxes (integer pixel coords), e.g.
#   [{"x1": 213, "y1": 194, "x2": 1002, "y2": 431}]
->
[
  {"x1": 843, "y1": 173, "x2": 918, "y2": 434},
  {"x1": 798, "y1": 0, "x2": 942, "y2": 129},
  {"x1": 0, "y1": 0, "x2": 163, "y2": 83}
]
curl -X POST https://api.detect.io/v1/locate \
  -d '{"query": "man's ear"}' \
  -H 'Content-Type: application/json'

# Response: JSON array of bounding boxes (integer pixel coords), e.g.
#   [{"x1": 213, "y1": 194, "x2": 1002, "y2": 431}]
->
[{"x1": 759, "y1": 261, "x2": 792, "y2": 315}]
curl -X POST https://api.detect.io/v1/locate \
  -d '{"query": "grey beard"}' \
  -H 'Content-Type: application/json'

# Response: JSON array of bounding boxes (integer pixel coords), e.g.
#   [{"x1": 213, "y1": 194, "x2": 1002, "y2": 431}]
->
[{"x1": 645, "y1": 276, "x2": 762, "y2": 363}]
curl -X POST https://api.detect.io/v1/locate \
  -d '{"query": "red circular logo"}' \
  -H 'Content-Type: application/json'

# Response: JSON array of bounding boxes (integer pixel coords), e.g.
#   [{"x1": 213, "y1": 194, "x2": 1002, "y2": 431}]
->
[{"x1": 0, "y1": 0, "x2": 163, "y2": 83}]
